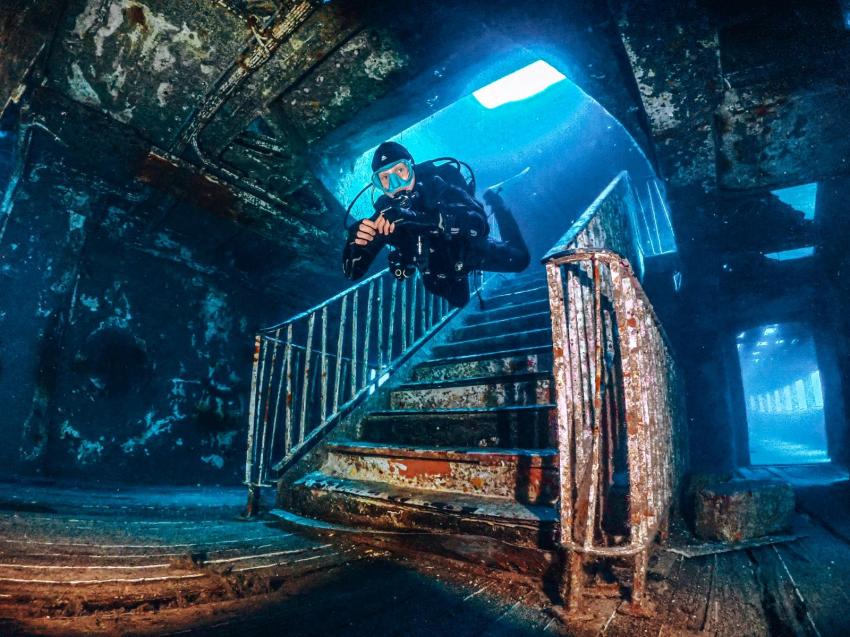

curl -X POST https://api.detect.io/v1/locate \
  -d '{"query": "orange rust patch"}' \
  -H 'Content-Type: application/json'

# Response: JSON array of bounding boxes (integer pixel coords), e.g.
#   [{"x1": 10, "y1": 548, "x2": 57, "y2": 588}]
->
[{"x1": 389, "y1": 458, "x2": 451, "y2": 479}]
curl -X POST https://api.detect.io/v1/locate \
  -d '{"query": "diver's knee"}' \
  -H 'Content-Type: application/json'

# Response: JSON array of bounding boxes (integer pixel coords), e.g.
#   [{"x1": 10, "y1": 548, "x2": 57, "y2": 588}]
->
[{"x1": 514, "y1": 249, "x2": 531, "y2": 272}]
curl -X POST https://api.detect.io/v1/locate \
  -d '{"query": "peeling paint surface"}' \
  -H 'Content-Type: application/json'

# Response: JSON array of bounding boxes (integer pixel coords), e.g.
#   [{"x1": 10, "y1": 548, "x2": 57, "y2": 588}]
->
[{"x1": 53, "y1": 0, "x2": 249, "y2": 145}]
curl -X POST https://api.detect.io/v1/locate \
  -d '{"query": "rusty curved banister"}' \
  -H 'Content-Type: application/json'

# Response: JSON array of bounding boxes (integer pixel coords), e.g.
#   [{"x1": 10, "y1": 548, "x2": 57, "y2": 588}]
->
[{"x1": 542, "y1": 173, "x2": 688, "y2": 613}]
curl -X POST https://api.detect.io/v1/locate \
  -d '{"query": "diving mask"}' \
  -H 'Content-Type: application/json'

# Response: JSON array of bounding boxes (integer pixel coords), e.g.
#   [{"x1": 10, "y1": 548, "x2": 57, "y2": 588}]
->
[{"x1": 371, "y1": 159, "x2": 415, "y2": 196}]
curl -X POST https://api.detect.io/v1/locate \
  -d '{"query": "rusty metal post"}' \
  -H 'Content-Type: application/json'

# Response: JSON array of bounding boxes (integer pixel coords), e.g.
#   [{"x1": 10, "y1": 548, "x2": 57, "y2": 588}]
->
[
  {"x1": 244, "y1": 334, "x2": 263, "y2": 488},
  {"x1": 333, "y1": 296, "x2": 347, "y2": 414},
  {"x1": 540, "y1": 180, "x2": 688, "y2": 615},
  {"x1": 566, "y1": 550, "x2": 585, "y2": 613},
  {"x1": 283, "y1": 324, "x2": 294, "y2": 456},
  {"x1": 244, "y1": 484, "x2": 261, "y2": 519}
]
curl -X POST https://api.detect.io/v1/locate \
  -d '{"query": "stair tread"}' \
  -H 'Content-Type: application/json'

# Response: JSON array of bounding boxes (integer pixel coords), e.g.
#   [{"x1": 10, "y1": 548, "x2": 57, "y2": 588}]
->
[
  {"x1": 485, "y1": 285, "x2": 548, "y2": 301},
  {"x1": 433, "y1": 328, "x2": 551, "y2": 353},
  {"x1": 453, "y1": 311, "x2": 550, "y2": 338},
  {"x1": 419, "y1": 345, "x2": 552, "y2": 368},
  {"x1": 294, "y1": 472, "x2": 558, "y2": 524},
  {"x1": 327, "y1": 440, "x2": 557, "y2": 464},
  {"x1": 396, "y1": 371, "x2": 550, "y2": 391},
  {"x1": 367, "y1": 404, "x2": 554, "y2": 417}
]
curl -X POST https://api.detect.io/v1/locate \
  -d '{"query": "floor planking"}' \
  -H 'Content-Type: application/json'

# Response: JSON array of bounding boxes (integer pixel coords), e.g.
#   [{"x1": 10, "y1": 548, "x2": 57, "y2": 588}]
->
[{"x1": 3, "y1": 466, "x2": 850, "y2": 635}]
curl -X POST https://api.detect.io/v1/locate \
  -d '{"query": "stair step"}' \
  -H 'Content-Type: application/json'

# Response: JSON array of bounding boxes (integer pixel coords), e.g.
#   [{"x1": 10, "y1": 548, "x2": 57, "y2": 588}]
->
[
  {"x1": 449, "y1": 311, "x2": 550, "y2": 342},
  {"x1": 464, "y1": 299, "x2": 550, "y2": 326},
  {"x1": 281, "y1": 472, "x2": 558, "y2": 553},
  {"x1": 323, "y1": 442, "x2": 558, "y2": 504},
  {"x1": 413, "y1": 346, "x2": 553, "y2": 383},
  {"x1": 430, "y1": 328, "x2": 552, "y2": 358},
  {"x1": 389, "y1": 372, "x2": 551, "y2": 410},
  {"x1": 486, "y1": 275, "x2": 548, "y2": 297},
  {"x1": 359, "y1": 405, "x2": 555, "y2": 448},
  {"x1": 480, "y1": 285, "x2": 548, "y2": 310}
]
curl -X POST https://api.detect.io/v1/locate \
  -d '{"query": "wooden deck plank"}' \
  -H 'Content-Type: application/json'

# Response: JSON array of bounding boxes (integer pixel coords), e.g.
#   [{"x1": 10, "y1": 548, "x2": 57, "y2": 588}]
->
[{"x1": 703, "y1": 550, "x2": 770, "y2": 637}]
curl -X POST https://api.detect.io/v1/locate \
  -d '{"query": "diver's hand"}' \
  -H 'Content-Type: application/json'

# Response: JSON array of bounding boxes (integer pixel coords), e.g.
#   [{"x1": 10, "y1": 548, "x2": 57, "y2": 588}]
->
[
  {"x1": 374, "y1": 213, "x2": 396, "y2": 236},
  {"x1": 353, "y1": 215, "x2": 395, "y2": 245}
]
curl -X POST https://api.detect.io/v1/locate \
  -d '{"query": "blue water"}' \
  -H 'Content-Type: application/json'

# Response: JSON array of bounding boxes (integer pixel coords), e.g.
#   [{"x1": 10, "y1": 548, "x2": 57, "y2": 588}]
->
[
  {"x1": 737, "y1": 323, "x2": 829, "y2": 465},
  {"x1": 322, "y1": 60, "x2": 673, "y2": 262}
]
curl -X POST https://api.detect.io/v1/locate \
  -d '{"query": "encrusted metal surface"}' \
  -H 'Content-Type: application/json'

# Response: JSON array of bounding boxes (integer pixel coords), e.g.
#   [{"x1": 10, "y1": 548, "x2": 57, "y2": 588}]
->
[
  {"x1": 389, "y1": 376, "x2": 551, "y2": 410},
  {"x1": 543, "y1": 172, "x2": 688, "y2": 612},
  {"x1": 246, "y1": 271, "x2": 470, "y2": 492},
  {"x1": 323, "y1": 444, "x2": 558, "y2": 504},
  {"x1": 412, "y1": 352, "x2": 548, "y2": 383}
]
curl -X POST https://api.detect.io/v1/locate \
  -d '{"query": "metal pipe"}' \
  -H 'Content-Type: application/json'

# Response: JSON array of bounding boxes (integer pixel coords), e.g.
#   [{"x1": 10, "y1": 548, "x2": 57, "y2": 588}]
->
[
  {"x1": 283, "y1": 324, "x2": 294, "y2": 456},
  {"x1": 362, "y1": 281, "x2": 373, "y2": 391},
  {"x1": 320, "y1": 306, "x2": 328, "y2": 424},
  {"x1": 298, "y1": 313, "x2": 315, "y2": 444},
  {"x1": 244, "y1": 335, "x2": 263, "y2": 485},
  {"x1": 351, "y1": 287, "x2": 359, "y2": 395}
]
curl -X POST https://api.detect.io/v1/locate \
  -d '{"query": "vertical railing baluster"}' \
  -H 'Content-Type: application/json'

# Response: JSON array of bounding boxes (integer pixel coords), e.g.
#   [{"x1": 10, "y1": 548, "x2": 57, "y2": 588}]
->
[
  {"x1": 584, "y1": 256, "x2": 604, "y2": 548},
  {"x1": 546, "y1": 261, "x2": 579, "y2": 608},
  {"x1": 253, "y1": 337, "x2": 271, "y2": 483},
  {"x1": 333, "y1": 296, "x2": 347, "y2": 415},
  {"x1": 298, "y1": 313, "x2": 315, "y2": 444},
  {"x1": 409, "y1": 274, "x2": 418, "y2": 345},
  {"x1": 376, "y1": 278, "x2": 384, "y2": 372},
  {"x1": 257, "y1": 328, "x2": 282, "y2": 484},
  {"x1": 653, "y1": 179, "x2": 675, "y2": 252},
  {"x1": 245, "y1": 335, "x2": 263, "y2": 486},
  {"x1": 388, "y1": 279, "x2": 398, "y2": 362},
  {"x1": 400, "y1": 276, "x2": 408, "y2": 352},
  {"x1": 268, "y1": 331, "x2": 287, "y2": 468},
  {"x1": 350, "y1": 287, "x2": 359, "y2": 396},
  {"x1": 282, "y1": 324, "x2": 293, "y2": 458},
  {"x1": 647, "y1": 181, "x2": 663, "y2": 256},
  {"x1": 418, "y1": 277, "x2": 426, "y2": 340},
  {"x1": 320, "y1": 306, "x2": 328, "y2": 424},
  {"x1": 288, "y1": 345, "x2": 301, "y2": 455},
  {"x1": 362, "y1": 281, "x2": 374, "y2": 389}
]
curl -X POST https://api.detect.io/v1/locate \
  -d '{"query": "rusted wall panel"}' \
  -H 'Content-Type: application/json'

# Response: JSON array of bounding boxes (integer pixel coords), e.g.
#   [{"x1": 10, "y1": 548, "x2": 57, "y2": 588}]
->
[
  {"x1": 716, "y1": 81, "x2": 850, "y2": 190},
  {"x1": 47, "y1": 0, "x2": 250, "y2": 147},
  {"x1": 616, "y1": 0, "x2": 722, "y2": 191}
]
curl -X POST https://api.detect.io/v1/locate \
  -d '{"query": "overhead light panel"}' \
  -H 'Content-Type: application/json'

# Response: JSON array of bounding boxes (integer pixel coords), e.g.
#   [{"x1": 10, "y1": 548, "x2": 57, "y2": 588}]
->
[
  {"x1": 765, "y1": 246, "x2": 815, "y2": 261},
  {"x1": 473, "y1": 60, "x2": 567, "y2": 109}
]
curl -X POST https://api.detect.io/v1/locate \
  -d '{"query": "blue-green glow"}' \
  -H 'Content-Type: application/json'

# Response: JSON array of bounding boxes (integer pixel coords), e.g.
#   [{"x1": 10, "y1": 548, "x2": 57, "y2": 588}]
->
[
  {"x1": 765, "y1": 246, "x2": 815, "y2": 261},
  {"x1": 472, "y1": 60, "x2": 567, "y2": 109},
  {"x1": 771, "y1": 182, "x2": 818, "y2": 220}
]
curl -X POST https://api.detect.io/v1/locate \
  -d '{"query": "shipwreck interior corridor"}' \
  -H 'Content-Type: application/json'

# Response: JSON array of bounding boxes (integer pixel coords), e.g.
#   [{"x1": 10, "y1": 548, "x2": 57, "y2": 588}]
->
[
  {"x1": 5, "y1": 0, "x2": 850, "y2": 635},
  {"x1": 736, "y1": 322, "x2": 830, "y2": 466}
]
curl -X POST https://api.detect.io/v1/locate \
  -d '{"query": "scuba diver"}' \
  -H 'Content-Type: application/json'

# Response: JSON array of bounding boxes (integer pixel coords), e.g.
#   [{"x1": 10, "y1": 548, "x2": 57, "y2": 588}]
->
[{"x1": 342, "y1": 141, "x2": 530, "y2": 307}]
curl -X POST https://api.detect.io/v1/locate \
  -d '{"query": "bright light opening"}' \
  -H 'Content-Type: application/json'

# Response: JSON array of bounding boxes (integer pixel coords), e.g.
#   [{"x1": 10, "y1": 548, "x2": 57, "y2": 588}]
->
[
  {"x1": 765, "y1": 246, "x2": 815, "y2": 261},
  {"x1": 737, "y1": 322, "x2": 829, "y2": 465},
  {"x1": 472, "y1": 60, "x2": 567, "y2": 109},
  {"x1": 840, "y1": 0, "x2": 850, "y2": 29},
  {"x1": 771, "y1": 182, "x2": 818, "y2": 220}
]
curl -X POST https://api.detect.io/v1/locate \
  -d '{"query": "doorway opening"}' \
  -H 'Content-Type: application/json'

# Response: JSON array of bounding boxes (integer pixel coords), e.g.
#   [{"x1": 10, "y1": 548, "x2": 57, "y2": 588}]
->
[
  {"x1": 736, "y1": 322, "x2": 829, "y2": 465},
  {"x1": 319, "y1": 56, "x2": 676, "y2": 264}
]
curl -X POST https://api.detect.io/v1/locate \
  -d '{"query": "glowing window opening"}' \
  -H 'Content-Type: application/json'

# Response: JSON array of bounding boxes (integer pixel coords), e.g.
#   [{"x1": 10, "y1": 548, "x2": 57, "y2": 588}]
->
[
  {"x1": 765, "y1": 246, "x2": 815, "y2": 261},
  {"x1": 472, "y1": 60, "x2": 567, "y2": 109},
  {"x1": 737, "y1": 323, "x2": 829, "y2": 465},
  {"x1": 771, "y1": 182, "x2": 817, "y2": 220}
]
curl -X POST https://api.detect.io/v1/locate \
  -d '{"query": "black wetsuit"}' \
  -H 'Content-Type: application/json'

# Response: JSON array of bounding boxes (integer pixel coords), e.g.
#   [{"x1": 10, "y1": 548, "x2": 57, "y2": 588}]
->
[{"x1": 342, "y1": 162, "x2": 530, "y2": 307}]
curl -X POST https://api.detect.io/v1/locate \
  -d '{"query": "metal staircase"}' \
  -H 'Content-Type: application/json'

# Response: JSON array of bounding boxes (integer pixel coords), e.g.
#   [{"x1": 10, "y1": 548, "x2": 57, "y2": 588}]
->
[
  {"x1": 277, "y1": 270, "x2": 561, "y2": 571},
  {"x1": 249, "y1": 171, "x2": 688, "y2": 612}
]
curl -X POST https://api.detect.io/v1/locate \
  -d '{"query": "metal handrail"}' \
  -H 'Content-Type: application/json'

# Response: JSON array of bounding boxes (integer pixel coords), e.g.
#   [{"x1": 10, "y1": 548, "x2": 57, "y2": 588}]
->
[
  {"x1": 543, "y1": 173, "x2": 687, "y2": 612},
  {"x1": 244, "y1": 267, "x2": 484, "y2": 514}
]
